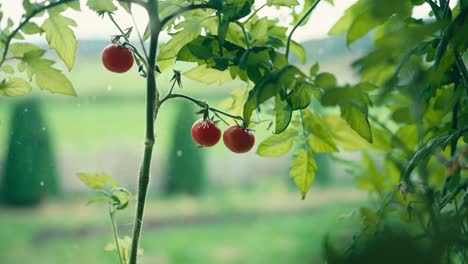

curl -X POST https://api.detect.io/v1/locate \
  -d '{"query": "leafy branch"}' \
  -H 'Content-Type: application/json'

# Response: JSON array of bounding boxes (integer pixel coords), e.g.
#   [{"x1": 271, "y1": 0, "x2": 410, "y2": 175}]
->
[{"x1": 0, "y1": 0, "x2": 76, "y2": 67}]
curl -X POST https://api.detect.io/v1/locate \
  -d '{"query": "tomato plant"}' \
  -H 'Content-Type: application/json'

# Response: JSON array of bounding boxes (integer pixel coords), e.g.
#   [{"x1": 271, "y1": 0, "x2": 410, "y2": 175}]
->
[
  {"x1": 223, "y1": 125, "x2": 255, "y2": 153},
  {"x1": 1, "y1": 0, "x2": 467, "y2": 263},
  {"x1": 191, "y1": 119, "x2": 221, "y2": 147},
  {"x1": 102, "y1": 44, "x2": 134, "y2": 73}
]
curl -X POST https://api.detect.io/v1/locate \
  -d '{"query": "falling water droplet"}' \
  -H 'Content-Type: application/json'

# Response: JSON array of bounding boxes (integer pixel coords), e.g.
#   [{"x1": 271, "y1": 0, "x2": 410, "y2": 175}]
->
[
  {"x1": 42, "y1": 127, "x2": 46, "y2": 131},
  {"x1": 177, "y1": 150, "x2": 183, "y2": 157},
  {"x1": 107, "y1": 85, "x2": 113, "y2": 91},
  {"x1": 24, "y1": 108, "x2": 28, "y2": 112},
  {"x1": 40, "y1": 181, "x2": 44, "y2": 187}
]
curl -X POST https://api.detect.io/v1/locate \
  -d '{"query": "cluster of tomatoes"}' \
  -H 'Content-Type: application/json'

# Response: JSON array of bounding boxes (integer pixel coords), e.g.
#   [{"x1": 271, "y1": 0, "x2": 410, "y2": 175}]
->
[
  {"x1": 102, "y1": 44, "x2": 255, "y2": 153},
  {"x1": 192, "y1": 120, "x2": 255, "y2": 153}
]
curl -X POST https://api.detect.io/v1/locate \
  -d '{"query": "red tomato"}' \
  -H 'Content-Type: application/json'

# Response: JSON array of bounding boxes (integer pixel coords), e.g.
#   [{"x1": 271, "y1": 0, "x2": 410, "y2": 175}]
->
[
  {"x1": 101, "y1": 44, "x2": 134, "y2": 73},
  {"x1": 191, "y1": 120, "x2": 221, "y2": 147},
  {"x1": 223, "y1": 125, "x2": 255, "y2": 153}
]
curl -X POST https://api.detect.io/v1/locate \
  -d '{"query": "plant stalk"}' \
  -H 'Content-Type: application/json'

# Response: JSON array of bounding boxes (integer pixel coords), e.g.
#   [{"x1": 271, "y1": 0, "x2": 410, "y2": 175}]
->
[
  {"x1": 285, "y1": 0, "x2": 321, "y2": 60},
  {"x1": 129, "y1": 1, "x2": 161, "y2": 263}
]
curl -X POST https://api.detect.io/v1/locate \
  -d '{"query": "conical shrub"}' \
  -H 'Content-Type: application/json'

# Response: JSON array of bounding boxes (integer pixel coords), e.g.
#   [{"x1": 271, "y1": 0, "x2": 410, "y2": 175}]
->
[
  {"x1": 163, "y1": 101, "x2": 207, "y2": 196},
  {"x1": 1, "y1": 98, "x2": 60, "y2": 206}
]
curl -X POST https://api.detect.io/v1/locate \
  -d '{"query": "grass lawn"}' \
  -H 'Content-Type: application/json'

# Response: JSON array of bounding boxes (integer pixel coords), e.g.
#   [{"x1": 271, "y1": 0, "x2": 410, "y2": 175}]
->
[{"x1": 0, "y1": 187, "x2": 364, "y2": 264}]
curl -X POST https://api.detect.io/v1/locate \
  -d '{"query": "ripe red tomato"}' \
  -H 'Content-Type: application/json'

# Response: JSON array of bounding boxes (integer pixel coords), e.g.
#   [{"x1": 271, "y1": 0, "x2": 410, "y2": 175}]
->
[
  {"x1": 223, "y1": 125, "x2": 255, "y2": 153},
  {"x1": 191, "y1": 120, "x2": 221, "y2": 147},
  {"x1": 101, "y1": 44, "x2": 134, "y2": 73}
]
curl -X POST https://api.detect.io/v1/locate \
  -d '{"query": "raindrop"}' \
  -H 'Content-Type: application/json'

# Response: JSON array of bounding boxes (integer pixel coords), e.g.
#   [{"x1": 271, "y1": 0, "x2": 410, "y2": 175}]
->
[
  {"x1": 24, "y1": 108, "x2": 28, "y2": 112},
  {"x1": 176, "y1": 150, "x2": 183, "y2": 157},
  {"x1": 107, "y1": 85, "x2": 113, "y2": 91},
  {"x1": 41, "y1": 127, "x2": 46, "y2": 131},
  {"x1": 40, "y1": 181, "x2": 44, "y2": 187}
]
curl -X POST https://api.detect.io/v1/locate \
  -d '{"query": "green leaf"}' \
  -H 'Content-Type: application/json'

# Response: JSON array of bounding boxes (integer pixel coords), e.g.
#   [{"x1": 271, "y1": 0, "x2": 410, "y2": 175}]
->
[
  {"x1": 87, "y1": 0, "x2": 117, "y2": 12},
  {"x1": 340, "y1": 104, "x2": 373, "y2": 143},
  {"x1": 0, "y1": 78, "x2": 32, "y2": 96},
  {"x1": 401, "y1": 126, "x2": 468, "y2": 182},
  {"x1": 290, "y1": 40, "x2": 306, "y2": 63},
  {"x1": 324, "y1": 115, "x2": 371, "y2": 151},
  {"x1": 302, "y1": 109, "x2": 338, "y2": 153},
  {"x1": 290, "y1": 148, "x2": 317, "y2": 199},
  {"x1": 315, "y1": 72, "x2": 336, "y2": 88},
  {"x1": 77, "y1": 173, "x2": 119, "y2": 190},
  {"x1": 86, "y1": 197, "x2": 108, "y2": 205},
  {"x1": 275, "y1": 95, "x2": 293, "y2": 134},
  {"x1": 267, "y1": 0, "x2": 300, "y2": 6},
  {"x1": 35, "y1": 67, "x2": 76, "y2": 96},
  {"x1": 21, "y1": 22, "x2": 43, "y2": 35},
  {"x1": 1, "y1": 65, "x2": 14, "y2": 74},
  {"x1": 185, "y1": 65, "x2": 232, "y2": 84},
  {"x1": 309, "y1": 63, "x2": 319, "y2": 76},
  {"x1": 258, "y1": 129, "x2": 298, "y2": 157},
  {"x1": 158, "y1": 18, "x2": 202, "y2": 61},
  {"x1": 42, "y1": 12, "x2": 77, "y2": 70}
]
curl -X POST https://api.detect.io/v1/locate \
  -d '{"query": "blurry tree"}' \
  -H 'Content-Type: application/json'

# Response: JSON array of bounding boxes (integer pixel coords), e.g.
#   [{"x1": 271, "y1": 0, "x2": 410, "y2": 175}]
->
[
  {"x1": 163, "y1": 101, "x2": 207, "y2": 196},
  {"x1": 1, "y1": 98, "x2": 60, "y2": 206}
]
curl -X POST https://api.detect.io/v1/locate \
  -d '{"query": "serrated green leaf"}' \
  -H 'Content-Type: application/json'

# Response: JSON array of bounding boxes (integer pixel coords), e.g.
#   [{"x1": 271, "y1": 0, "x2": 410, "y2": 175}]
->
[
  {"x1": 323, "y1": 115, "x2": 371, "y2": 151},
  {"x1": 184, "y1": 65, "x2": 232, "y2": 84},
  {"x1": 290, "y1": 148, "x2": 317, "y2": 199},
  {"x1": 35, "y1": 68, "x2": 76, "y2": 96},
  {"x1": 77, "y1": 173, "x2": 119, "y2": 189},
  {"x1": 87, "y1": 0, "x2": 117, "y2": 12},
  {"x1": 302, "y1": 109, "x2": 338, "y2": 153},
  {"x1": 0, "y1": 78, "x2": 32, "y2": 96},
  {"x1": 257, "y1": 128, "x2": 298, "y2": 157},
  {"x1": 340, "y1": 104, "x2": 373, "y2": 143},
  {"x1": 158, "y1": 18, "x2": 202, "y2": 61},
  {"x1": 42, "y1": 12, "x2": 77, "y2": 70}
]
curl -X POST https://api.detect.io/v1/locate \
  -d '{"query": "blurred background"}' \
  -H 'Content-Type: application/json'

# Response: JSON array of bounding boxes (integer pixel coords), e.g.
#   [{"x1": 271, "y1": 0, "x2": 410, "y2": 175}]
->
[{"x1": 0, "y1": 2, "x2": 375, "y2": 264}]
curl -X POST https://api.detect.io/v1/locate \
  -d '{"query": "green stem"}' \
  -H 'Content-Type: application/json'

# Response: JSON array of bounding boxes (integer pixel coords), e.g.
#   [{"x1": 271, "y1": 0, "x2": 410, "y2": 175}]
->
[
  {"x1": 161, "y1": 93, "x2": 244, "y2": 122},
  {"x1": 0, "y1": 0, "x2": 77, "y2": 68},
  {"x1": 285, "y1": 0, "x2": 322, "y2": 60},
  {"x1": 455, "y1": 54, "x2": 468, "y2": 96},
  {"x1": 107, "y1": 13, "x2": 148, "y2": 68},
  {"x1": 109, "y1": 206, "x2": 125, "y2": 264},
  {"x1": 243, "y1": 3, "x2": 267, "y2": 25},
  {"x1": 234, "y1": 21, "x2": 250, "y2": 49},
  {"x1": 129, "y1": 1, "x2": 161, "y2": 263}
]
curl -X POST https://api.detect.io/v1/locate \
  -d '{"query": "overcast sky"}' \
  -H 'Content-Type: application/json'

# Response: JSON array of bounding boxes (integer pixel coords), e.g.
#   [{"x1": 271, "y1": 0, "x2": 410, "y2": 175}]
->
[{"x1": 2, "y1": 0, "x2": 434, "y2": 42}]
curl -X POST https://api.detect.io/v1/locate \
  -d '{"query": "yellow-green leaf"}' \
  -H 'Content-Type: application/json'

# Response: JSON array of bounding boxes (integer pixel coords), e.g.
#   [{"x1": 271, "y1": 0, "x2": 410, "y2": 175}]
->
[
  {"x1": 42, "y1": 12, "x2": 77, "y2": 70},
  {"x1": 340, "y1": 104, "x2": 373, "y2": 143},
  {"x1": 290, "y1": 148, "x2": 317, "y2": 199},
  {"x1": 0, "y1": 78, "x2": 32, "y2": 96},
  {"x1": 158, "y1": 18, "x2": 202, "y2": 61},
  {"x1": 35, "y1": 68, "x2": 76, "y2": 96},
  {"x1": 257, "y1": 129, "x2": 298, "y2": 157},
  {"x1": 77, "y1": 173, "x2": 118, "y2": 189}
]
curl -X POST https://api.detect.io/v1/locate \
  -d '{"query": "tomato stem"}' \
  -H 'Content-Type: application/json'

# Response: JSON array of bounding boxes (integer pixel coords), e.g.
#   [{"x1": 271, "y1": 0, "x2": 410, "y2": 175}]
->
[
  {"x1": 128, "y1": 1, "x2": 161, "y2": 263},
  {"x1": 161, "y1": 93, "x2": 245, "y2": 123}
]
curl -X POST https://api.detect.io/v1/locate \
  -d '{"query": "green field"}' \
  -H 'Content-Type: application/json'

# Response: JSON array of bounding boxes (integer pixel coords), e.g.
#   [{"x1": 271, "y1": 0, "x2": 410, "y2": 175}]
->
[{"x1": 0, "y1": 187, "x2": 364, "y2": 264}]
